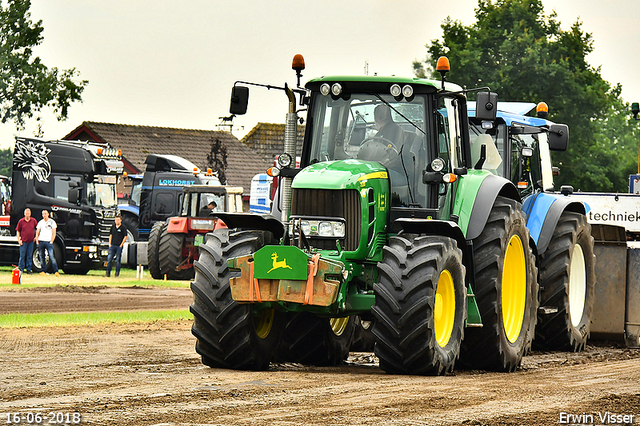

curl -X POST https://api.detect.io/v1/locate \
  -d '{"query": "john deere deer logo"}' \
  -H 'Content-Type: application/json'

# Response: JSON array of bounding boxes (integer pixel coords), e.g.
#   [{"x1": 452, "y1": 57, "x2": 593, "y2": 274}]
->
[{"x1": 267, "y1": 252, "x2": 292, "y2": 273}]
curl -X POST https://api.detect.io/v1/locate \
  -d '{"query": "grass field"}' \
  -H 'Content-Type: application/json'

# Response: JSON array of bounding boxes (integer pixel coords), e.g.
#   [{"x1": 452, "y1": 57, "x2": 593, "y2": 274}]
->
[
  {"x1": 0, "y1": 265, "x2": 190, "y2": 288},
  {"x1": 0, "y1": 310, "x2": 192, "y2": 328},
  {"x1": 0, "y1": 266, "x2": 193, "y2": 327}
]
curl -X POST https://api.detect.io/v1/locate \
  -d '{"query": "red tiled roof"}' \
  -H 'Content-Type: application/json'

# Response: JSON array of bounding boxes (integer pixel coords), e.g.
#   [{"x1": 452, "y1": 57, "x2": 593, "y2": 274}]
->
[
  {"x1": 63, "y1": 122, "x2": 272, "y2": 195},
  {"x1": 240, "y1": 122, "x2": 305, "y2": 162}
]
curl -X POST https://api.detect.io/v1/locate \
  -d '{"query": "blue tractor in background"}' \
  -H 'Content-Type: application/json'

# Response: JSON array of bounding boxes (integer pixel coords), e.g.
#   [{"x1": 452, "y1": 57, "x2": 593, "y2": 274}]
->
[
  {"x1": 468, "y1": 102, "x2": 596, "y2": 352},
  {"x1": 118, "y1": 173, "x2": 143, "y2": 241}
]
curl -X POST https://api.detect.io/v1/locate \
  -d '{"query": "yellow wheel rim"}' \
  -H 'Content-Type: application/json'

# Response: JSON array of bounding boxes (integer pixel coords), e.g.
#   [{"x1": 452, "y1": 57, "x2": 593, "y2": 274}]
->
[
  {"x1": 434, "y1": 269, "x2": 456, "y2": 347},
  {"x1": 330, "y1": 317, "x2": 349, "y2": 336},
  {"x1": 254, "y1": 308, "x2": 275, "y2": 339},
  {"x1": 502, "y1": 235, "x2": 527, "y2": 343}
]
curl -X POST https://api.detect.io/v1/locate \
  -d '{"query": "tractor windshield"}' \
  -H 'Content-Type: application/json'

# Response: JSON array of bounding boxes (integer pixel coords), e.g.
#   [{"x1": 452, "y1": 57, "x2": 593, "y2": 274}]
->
[
  {"x1": 468, "y1": 121, "x2": 507, "y2": 177},
  {"x1": 181, "y1": 191, "x2": 226, "y2": 217},
  {"x1": 307, "y1": 91, "x2": 465, "y2": 209},
  {"x1": 308, "y1": 93, "x2": 427, "y2": 164}
]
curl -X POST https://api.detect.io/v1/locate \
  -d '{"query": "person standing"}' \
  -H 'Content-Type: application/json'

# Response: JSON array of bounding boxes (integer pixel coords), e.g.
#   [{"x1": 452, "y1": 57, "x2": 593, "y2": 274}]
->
[
  {"x1": 106, "y1": 214, "x2": 128, "y2": 277},
  {"x1": 16, "y1": 208, "x2": 37, "y2": 274},
  {"x1": 35, "y1": 209, "x2": 60, "y2": 276}
]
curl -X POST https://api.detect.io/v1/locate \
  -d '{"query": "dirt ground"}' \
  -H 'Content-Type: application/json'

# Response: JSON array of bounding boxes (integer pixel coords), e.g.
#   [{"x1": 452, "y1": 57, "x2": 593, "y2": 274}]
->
[
  {"x1": 0, "y1": 285, "x2": 192, "y2": 314},
  {"x1": 1, "y1": 286, "x2": 639, "y2": 426}
]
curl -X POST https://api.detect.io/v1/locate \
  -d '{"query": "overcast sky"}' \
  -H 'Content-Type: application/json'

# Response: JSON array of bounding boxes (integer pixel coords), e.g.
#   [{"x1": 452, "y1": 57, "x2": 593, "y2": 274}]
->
[{"x1": 1, "y1": 0, "x2": 638, "y2": 150}]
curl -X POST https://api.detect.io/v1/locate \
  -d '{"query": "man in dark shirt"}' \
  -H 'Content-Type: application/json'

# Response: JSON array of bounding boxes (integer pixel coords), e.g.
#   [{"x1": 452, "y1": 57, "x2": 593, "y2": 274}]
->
[
  {"x1": 16, "y1": 208, "x2": 37, "y2": 274},
  {"x1": 105, "y1": 214, "x2": 128, "y2": 277}
]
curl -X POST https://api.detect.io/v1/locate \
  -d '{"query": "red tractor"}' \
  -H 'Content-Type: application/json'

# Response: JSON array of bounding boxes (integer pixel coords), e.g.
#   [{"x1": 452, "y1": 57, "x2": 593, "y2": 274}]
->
[{"x1": 148, "y1": 185, "x2": 244, "y2": 280}]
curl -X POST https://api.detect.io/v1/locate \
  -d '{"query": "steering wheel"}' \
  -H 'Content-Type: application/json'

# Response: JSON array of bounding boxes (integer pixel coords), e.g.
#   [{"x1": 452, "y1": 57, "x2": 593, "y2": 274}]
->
[{"x1": 357, "y1": 137, "x2": 399, "y2": 166}]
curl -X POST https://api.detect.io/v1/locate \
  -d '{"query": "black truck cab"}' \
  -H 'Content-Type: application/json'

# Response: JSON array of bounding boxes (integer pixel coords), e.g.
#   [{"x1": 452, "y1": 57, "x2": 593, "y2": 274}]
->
[{"x1": 0, "y1": 137, "x2": 123, "y2": 274}]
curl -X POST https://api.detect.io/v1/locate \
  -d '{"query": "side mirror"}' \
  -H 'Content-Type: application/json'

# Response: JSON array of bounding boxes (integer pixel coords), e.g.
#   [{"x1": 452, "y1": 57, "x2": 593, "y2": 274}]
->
[
  {"x1": 229, "y1": 86, "x2": 249, "y2": 115},
  {"x1": 475, "y1": 92, "x2": 498, "y2": 121},
  {"x1": 548, "y1": 124, "x2": 569, "y2": 151},
  {"x1": 68, "y1": 188, "x2": 80, "y2": 204}
]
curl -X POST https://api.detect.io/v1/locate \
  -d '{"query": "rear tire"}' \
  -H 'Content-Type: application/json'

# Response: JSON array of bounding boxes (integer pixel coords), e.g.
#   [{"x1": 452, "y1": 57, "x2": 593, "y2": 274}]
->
[
  {"x1": 158, "y1": 231, "x2": 194, "y2": 280},
  {"x1": 536, "y1": 212, "x2": 595, "y2": 351},
  {"x1": 371, "y1": 234, "x2": 466, "y2": 376},
  {"x1": 121, "y1": 213, "x2": 139, "y2": 241},
  {"x1": 276, "y1": 313, "x2": 356, "y2": 366},
  {"x1": 351, "y1": 317, "x2": 376, "y2": 352},
  {"x1": 147, "y1": 221, "x2": 164, "y2": 279},
  {"x1": 460, "y1": 196, "x2": 537, "y2": 372},
  {"x1": 190, "y1": 229, "x2": 283, "y2": 370}
]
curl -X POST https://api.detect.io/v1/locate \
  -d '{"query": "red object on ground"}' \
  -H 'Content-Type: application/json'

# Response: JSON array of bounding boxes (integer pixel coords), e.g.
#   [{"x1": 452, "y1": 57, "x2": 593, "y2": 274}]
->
[{"x1": 12, "y1": 268, "x2": 21, "y2": 284}]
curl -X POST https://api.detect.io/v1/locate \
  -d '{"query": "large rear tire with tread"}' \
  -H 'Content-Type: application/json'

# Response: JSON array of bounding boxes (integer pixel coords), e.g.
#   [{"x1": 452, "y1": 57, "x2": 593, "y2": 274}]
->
[
  {"x1": 536, "y1": 212, "x2": 595, "y2": 351},
  {"x1": 158, "y1": 230, "x2": 194, "y2": 280},
  {"x1": 147, "y1": 221, "x2": 164, "y2": 280},
  {"x1": 190, "y1": 229, "x2": 283, "y2": 370},
  {"x1": 371, "y1": 234, "x2": 466, "y2": 376},
  {"x1": 121, "y1": 213, "x2": 139, "y2": 241},
  {"x1": 460, "y1": 196, "x2": 538, "y2": 372},
  {"x1": 351, "y1": 317, "x2": 376, "y2": 352},
  {"x1": 276, "y1": 313, "x2": 356, "y2": 366}
]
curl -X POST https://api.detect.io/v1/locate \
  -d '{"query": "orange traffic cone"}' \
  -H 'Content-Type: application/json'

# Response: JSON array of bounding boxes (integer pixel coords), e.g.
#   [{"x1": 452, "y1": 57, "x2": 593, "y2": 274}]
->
[{"x1": 12, "y1": 267, "x2": 21, "y2": 284}]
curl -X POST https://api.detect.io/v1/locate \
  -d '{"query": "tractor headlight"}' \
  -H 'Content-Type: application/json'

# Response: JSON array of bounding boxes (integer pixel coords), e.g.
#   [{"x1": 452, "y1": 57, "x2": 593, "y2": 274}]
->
[
  {"x1": 297, "y1": 219, "x2": 346, "y2": 238},
  {"x1": 332, "y1": 222, "x2": 345, "y2": 237},
  {"x1": 320, "y1": 83, "x2": 331, "y2": 96},
  {"x1": 277, "y1": 153, "x2": 293, "y2": 168},
  {"x1": 318, "y1": 222, "x2": 333, "y2": 237},
  {"x1": 300, "y1": 220, "x2": 311, "y2": 236},
  {"x1": 431, "y1": 157, "x2": 446, "y2": 172},
  {"x1": 331, "y1": 83, "x2": 343, "y2": 97}
]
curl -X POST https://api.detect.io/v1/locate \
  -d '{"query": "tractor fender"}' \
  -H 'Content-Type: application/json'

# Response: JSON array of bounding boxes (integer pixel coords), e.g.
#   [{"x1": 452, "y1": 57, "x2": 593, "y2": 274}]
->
[
  {"x1": 212, "y1": 212, "x2": 286, "y2": 240},
  {"x1": 392, "y1": 218, "x2": 472, "y2": 278},
  {"x1": 166, "y1": 216, "x2": 188, "y2": 234},
  {"x1": 522, "y1": 192, "x2": 586, "y2": 254},
  {"x1": 465, "y1": 174, "x2": 521, "y2": 241},
  {"x1": 117, "y1": 204, "x2": 139, "y2": 216}
]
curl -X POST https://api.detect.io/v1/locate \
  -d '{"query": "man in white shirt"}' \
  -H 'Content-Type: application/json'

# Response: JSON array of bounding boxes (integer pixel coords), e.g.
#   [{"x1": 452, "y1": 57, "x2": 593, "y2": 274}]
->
[{"x1": 35, "y1": 209, "x2": 60, "y2": 276}]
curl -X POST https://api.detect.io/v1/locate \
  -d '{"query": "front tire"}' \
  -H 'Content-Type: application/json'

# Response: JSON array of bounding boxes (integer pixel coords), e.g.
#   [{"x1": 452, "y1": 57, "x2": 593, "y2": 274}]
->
[
  {"x1": 460, "y1": 196, "x2": 538, "y2": 372},
  {"x1": 190, "y1": 230, "x2": 283, "y2": 370},
  {"x1": 371, "y1": 234, "x2": 466, "y2": 376},
  {"x1": 276, "y1": 313, "x2": 356, "y2": 366},
  {"x1": 158, "y1": 231, "x2": 194, "y2": 280},
  {"x1": 536, "y1": 212, "x2": 595, "y2": 351},
  {"x1": 147, "y1": 221, "x2": 165, "y2": 279},
  {"x1": 351, "y1": 317, "x2": 376, "y2": 352}
]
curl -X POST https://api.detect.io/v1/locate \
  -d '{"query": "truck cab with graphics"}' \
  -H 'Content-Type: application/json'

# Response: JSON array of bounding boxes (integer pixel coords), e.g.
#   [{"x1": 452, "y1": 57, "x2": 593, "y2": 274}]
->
[{"x1": 0, "y1": 137, "x2": 123, "y2": 274}]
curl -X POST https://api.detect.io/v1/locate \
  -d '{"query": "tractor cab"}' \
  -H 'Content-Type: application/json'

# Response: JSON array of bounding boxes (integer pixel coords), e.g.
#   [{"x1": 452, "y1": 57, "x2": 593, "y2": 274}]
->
[
  {"x1": 148, "y1": 185, "x2": 244, "y2": 280},
  {"x1": 467, "y1": 102, "x2": 568, "y2": 195}
]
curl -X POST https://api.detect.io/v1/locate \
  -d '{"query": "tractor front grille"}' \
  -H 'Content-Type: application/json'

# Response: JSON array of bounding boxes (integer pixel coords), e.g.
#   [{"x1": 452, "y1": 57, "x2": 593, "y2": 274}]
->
[{"x1": 291, "y1": 188, "x2": 360, "y2": 251}]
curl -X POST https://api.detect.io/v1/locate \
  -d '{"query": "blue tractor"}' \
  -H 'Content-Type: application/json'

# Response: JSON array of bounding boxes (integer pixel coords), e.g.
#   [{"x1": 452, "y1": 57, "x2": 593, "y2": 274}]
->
[{"x1": 468, "y1": 102, "x2": 596, "y2": 351}]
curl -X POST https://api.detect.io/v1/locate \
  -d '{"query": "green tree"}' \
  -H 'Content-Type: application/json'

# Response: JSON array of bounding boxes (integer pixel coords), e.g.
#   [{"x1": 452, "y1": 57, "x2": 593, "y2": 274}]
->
[
  {"x1": 415, "y1": 0, "x2": 636, "y2": 192},
  {"x1": 0, "y1": 147, "x2": 11, "y2": 176},
  {"x1": 0, "y1": 0, "x2": 87, "y2": 128}
]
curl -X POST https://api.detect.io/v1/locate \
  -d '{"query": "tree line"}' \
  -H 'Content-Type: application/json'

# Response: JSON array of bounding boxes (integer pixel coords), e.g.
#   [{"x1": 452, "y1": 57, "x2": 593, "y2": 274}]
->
[{"x1": 414, "y1": 0, "x2": 637, "y2": 192}]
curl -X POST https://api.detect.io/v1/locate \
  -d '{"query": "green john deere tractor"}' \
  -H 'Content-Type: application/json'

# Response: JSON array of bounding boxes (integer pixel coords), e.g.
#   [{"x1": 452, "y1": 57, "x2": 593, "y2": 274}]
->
[{"x1": 189, "y1": 55, "x2": 538, "y2": 375}]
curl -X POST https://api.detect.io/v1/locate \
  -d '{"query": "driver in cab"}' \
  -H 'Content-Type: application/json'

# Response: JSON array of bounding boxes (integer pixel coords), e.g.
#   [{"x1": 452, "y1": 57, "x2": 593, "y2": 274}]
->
[{"x1": 373, "y1": 104, "x2": 404, "y2": 146}]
